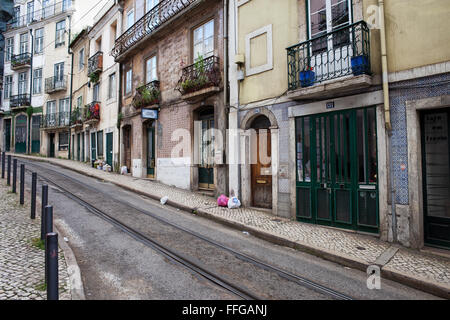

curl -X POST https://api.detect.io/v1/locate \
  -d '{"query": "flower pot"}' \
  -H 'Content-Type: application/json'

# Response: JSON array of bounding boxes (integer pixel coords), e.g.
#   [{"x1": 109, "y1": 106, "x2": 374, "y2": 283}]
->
[
  {"x1": 351, "y1": 55, "x2": 369, "y2": 76},
  {"x1": 299, "y1": 70, "x2": 315, "y2": 88}
]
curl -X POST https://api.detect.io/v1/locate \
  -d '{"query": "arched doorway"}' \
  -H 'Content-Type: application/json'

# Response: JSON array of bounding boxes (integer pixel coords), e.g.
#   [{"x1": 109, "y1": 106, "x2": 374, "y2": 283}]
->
[{"x1": 250, "y1": 115, "x2": 272, "y2": 209}]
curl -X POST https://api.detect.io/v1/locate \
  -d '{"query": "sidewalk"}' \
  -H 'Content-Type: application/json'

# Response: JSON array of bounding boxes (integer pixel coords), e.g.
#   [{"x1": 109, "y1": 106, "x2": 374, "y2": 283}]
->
[
  {"x1": 10, "y1": 153, "x2": 450, "y2": 299},
  {"x1": 0, "y1": 178, "x2": 71, "y2": 300}
]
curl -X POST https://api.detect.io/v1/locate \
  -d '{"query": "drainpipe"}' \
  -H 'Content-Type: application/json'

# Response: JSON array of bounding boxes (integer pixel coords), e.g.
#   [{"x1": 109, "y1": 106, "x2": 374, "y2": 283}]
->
[
  {"x1": 68, "y1": 15, "x2": 73, "y2": 160},
  {"x1": 378, "y1": 0, "x2": 396, "y2": 243},
  {"x1": 223, "y1": 0, "x2": 229, "y2": 195},
  {"x1": 28, "y1": 27, "x2": 34, "y2": 154}
]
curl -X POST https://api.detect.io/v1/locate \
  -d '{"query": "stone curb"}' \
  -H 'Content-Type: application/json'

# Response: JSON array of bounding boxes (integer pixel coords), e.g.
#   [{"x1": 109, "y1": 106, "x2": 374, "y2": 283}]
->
[{"x1": 9, "y1": 153, "x2": 450, "y2": 299}]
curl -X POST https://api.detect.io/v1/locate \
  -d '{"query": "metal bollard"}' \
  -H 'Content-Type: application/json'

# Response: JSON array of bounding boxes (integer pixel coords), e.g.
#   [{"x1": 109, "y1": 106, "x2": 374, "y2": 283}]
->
[
  {"x1": 20, "y1": 164, "x2": 25, "y2": 205},
  {"x1": 12, "y1": 159, "x2": 17, "y2": 193},
  {"x1": 44, "y1": 205, "x2": 53, "y2": 286},
  {"x1": 46, "y1": 232, "x2": 59, "y2": 300},
  {"x1": 7, "y1": 155, "x2": 11, "y2": 185},
  {"x1": 31, "y1": 173, "x2": 37, "y2": 219},
  {"x1": 41, "y1": 185, "x2": 48, "y2": 241},
  {"x1": 1, "y1": 152, "x2": 4, "y2": 179}
]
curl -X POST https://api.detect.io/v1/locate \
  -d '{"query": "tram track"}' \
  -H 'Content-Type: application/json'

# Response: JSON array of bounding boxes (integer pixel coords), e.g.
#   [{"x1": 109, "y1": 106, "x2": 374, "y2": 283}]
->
[{"x1": 15, "y1": 157, "x2": 354, "y2": 300}]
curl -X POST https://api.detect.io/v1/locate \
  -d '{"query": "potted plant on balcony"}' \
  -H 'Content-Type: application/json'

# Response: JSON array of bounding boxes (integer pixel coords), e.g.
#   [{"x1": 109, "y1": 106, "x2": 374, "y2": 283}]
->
[
  {"x1": 89, "y1": 72, "x2": 100, "y2": 84},
  {"x1": 351, "y1": 54, "x2": 369, "y2": 76},
  {"x1": 299, "y1": 66, "x2": 315, "y2": 88}
]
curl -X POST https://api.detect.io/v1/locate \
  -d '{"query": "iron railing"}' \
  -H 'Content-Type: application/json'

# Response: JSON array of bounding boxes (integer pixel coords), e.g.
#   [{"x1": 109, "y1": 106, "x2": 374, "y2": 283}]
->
[
  {"x1": 45, "y1": 76, "x2": 68, "y2": 93},
  {"x1": 10, "y1": 94, "x2": 31, "y2": 108},
  {"x1": 41, "y1": 112, "x2": 71, "y2": 128},
  {"x1": 287, "y1": 21, "x2": 371, "y2": 90},
  {"x1": 70, "y1": 108, "x2": 83, "y2": 126},
  {"x1": 11, "y1": 53, "x2": 31, "y2": 69},
  {"x1": 177, "y1": 55, "x2": 221, "y2": 95},
  {"x1": 88, "y1": 51, "x2": 103, "y2": 76},
  {"x1": 132, "y1": 80, "x2": 160, "y2": 108},
  {"x1": 7, "y1": 0, "x2": 72, "y2": 30},
  {"x1": 84, "y1": 101, "x2": 101, "y2": 123},
  {"x1": 112, "y1": 0, "x2": 198, "y2": 59}
]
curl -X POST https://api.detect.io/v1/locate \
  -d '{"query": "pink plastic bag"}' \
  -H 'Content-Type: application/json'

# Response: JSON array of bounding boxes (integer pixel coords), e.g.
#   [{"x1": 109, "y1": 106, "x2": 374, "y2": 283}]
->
[{"x1": 217, "y1": 194, "x2": 229, "y2": 207}]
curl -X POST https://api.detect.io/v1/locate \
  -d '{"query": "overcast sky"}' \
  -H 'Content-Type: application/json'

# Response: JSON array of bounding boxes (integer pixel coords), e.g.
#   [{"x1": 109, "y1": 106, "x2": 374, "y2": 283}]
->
[{"x1": 71, "y1": 0, "x2": 113, "y2": 33}]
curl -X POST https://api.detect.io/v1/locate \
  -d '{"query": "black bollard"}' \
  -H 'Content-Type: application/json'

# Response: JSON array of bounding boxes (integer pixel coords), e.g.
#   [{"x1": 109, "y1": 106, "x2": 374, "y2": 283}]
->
[
  {"x1": 41, "y1": 185, "x2": 48, "y2": 241},
  {"x1": 31, "y1": 173, "x2": 37, "y2": 219},
  {"x1": 20, "y1": 164, "x2": 25, "y2": 205},
  {"x1": 46, "y1": 232, "x2": 59, "y2": 300},
  {"x1": 12, "y1": 159, "x2": 17, "y2": 193},
  {"x1": 44, "y1": 205, "x2": 53, "y2": 286},
  {"x1": 1, "y1": 152, "x2": 4, "y2": 179},
  {"x1": 7, "y1": 155, "x2": 11, "y2": 185}
]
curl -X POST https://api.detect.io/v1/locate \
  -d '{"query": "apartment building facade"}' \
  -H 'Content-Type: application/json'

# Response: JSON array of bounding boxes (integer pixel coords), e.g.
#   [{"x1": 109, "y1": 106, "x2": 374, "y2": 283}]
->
[
  {"x1": 228, "y1": 0, "x2": 450, "y2": 250},
  {"x1": 112, "y1": 0, "x2": 228, "y2": 196}
]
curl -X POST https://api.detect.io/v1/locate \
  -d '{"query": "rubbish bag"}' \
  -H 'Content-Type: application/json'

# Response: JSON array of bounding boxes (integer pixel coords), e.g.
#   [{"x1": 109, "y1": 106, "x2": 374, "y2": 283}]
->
[
  {"x1": 217, "y1": 194, "x2": 229, "y2": 207},
  {"x1": 120, "y1": 166, "x2": 128, "y2": 175},
  {"x1": 227, "y1": 197, "x2": 241, "y2": 209},
  {"x1": 160, "y1": 196, "x2": 169, "y2": 205}
]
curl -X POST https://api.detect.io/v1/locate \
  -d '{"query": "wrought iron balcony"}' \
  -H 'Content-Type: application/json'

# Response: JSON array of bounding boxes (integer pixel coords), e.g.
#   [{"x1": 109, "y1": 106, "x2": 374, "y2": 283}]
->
[
  {"x1": 112, "y1": 0, "x2": 198, "y2": 60},
  {"x1": 11, "y1": 53, "x2": 31, "y2": 69},
  {"x1": 10, "y1": 94, "x2": 31, "y2": 109},
  {"x1": 287, "y1": 21, "x2": 371, "y2": 91},
  {"x1": 83, "y1": 101, "x2": 101, "y2": 124},
  {"x1": 41, "y1": 112, "x2": 71, "y2": 129},
  {"x1": 88, "y1": 51, "x2": 103, "y2": 76},
  {"x1": 177, "y1": 55, "x2": 221, "y2": 96},
  {"x1": 132, "y1": 81, "x2": 160, "y2": 109},
  {"x1": 45, "y1": 76, "x2": 68, "y2": 94},
  {"x1": 70, "y1": 108, "x2": 83, "y2": 128}
]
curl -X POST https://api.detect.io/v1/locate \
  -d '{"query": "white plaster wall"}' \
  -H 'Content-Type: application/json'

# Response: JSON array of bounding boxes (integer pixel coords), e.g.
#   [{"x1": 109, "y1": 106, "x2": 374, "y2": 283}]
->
[{"x1": 157, "y1": 157, "x2": 191, "y2": 190}]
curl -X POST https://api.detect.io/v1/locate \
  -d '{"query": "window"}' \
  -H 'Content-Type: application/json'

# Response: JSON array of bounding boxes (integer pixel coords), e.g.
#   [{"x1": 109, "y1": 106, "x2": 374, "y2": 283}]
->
[
  {"x1": 62, "y1": 0, "x2": 71, "y2": 12},
  {"x1": 18, "y1": 72, "x2": 28, "y2": 95},
  {"x1": 20, "y1": 33, "x2": 29, "y2": 54},
  {"x1": 55, "y1": 20, "x2": 66, "y2": 47},
  {"x1": 78, "y1": 48, "x2": 85, "y2": 70},
  {"x1": 59, "y1": 132, "x2": 69, "y2": 151},
  {"x1": 42, "y1": 0, "x2": 52, "y2": 18},
  {"x1": 126, "y1": 10, "x2": 134, "y2": 29},
  {"x1": 33, "y1": 68, "x2": 42, "y2": 94},
  {"x1": 145, "y1": 56, "x2": 157, "y2": 83},
  {"x1": 93, "y1": 83, "x2": 100, "y2": 101},
  {"x1": 47, "y1": 100, "x2": 56, "y2": 114},
  {"x1": 108, "y1": 73, "x2": 116, "y2": 99},
  {"x1": 4, "y1": 76, "x2": 13, "y2": 99},
  {"x1": 27, "y1": 1, "x2": 34, "y2": 24},
  {"x1": 47, "y1": 100, "x2": 56, "y2": 126},
  {"x1": 146, "y1": 0, "x2": 159, "y2": 13},
  {"x1": 125, "y1": 67, "x2": 132, "y2": 95},
  {"x1": 35, "y1": 28, "x2": 44, "y2": 54},
  {"x1": 59, "y1": 98, "x2": 70, "y2": 126},
  {"x1": 54, "y1": 62, "x2": 64, "y2": 81},
  {"x1": 97, "y1": 131, "x2": 104, "y2": 157},
  {"x1": 13, "y1": 6, "x2": 20, "y2": 27},
  {"x1": 77, "y1": 96, "x2": 83, "y2": 109},
  {"x1": 193, "y1": 20, "x2": 214, "y2": 61},
  {"x1": 6, "y1": 38, "x2": 13, "y2": 62}
]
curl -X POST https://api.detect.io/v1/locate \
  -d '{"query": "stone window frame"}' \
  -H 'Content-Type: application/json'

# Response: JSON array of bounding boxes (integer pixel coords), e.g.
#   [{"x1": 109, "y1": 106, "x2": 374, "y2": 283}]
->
[
  {"x1": 237, "y1": 0, "x2": 251, "y2": 7},
  {"x1": 245, "y1": 24, "x2": 273, "y2": 77}
]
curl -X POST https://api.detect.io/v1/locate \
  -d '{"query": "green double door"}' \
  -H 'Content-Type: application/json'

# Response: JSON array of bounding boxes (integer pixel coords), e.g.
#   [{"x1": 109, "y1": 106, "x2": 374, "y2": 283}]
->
[
  {"x1": 296, "y1": 107, "x2": 378, "y2": 233},
  {"x1": 106, "y1": 132, "x2": 113, "y2": 167},
  {"x1": 15, "y1": 115, "x2": 27, "y2": 154}
]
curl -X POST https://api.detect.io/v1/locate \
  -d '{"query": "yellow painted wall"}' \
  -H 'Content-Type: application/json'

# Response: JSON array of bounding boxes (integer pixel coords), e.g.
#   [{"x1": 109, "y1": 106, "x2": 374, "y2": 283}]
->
[{"x1": 238, "y1": 0, "x2": 299, "y2": 105}]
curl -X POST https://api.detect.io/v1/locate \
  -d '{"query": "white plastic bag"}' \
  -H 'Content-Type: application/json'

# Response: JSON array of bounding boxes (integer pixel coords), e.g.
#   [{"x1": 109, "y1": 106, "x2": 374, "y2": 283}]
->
[
  {"x1": 120, "y1": 166, "x2": 128, "y2": 175},
  {"x1": 160, "y1": 196, "x2": 169, "y2": 205},
  {"x1": 227, "y1": 197, "x2": 241, "y2": 209}
]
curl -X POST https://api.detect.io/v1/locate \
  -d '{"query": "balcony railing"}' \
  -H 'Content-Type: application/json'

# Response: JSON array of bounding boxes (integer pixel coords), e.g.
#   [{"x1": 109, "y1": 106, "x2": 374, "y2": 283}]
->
[
  {"x1": 7, "y1": 0, "x2": 72, "y2": 30},
  {"x1": 70, "y1": 108, "x2": 83, "y2": 127},
  {"x1": 287, "y1": 21, "x2": 371, "y2": 91},
  {"x1": 132, "y1": 81, "x2": 160, "y2": 109},
  {"x1": 10, "y1": 94, "x2": 31, "y2": 108},
  {"x1": 88, "y1": 51, "x2": 103, "y2": 76},
  {"x1": 83, "y1": 102, "x2": 101, "y2": 124},
  {"x1": 177, "y1": 55, "x2": 221, "y2": 95},
  {"x1": 11, "y1": 53, "x2": 31, "y2": 69},
  {"x1": 112, "y1": 0, "x2": 198, "y2": 59},
  {"x1": 41, "y1": 112, "x2": 71, "y2": 129},
  {"x1": 45, "y1": 76, "x2": 68, "y2": 93}
]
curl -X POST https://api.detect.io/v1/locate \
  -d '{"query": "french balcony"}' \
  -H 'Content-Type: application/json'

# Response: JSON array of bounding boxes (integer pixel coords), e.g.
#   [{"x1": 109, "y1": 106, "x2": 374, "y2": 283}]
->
[
  {"x1": 286, "y1": 21, "x2": 372, "y2": 100},
  {"x1": 88, "y1": 51, "x2": 103, "y2": 79},
  {"x1": 45, "y1": 76, "x2": 68, "y2": 94},
  {"x1": 112, "y1": 0, "x2": 199, "y2": 61},
  {"x1": 177, "y1": 55, "x2": 221, "y2": 100},
  {"x1": 83, "y1": 101, "x2": 101, "y2": 125},
  {"x1": 41, "y1": 112, "x2": 71, "y2": 129},
  {"x1": 132, "y1": 81, "x2": 160, "y2": 109},
  {"x1": 10, "y1": 94, "x2": 31, "y2": 109},
  {"x1": 70, "y1": 108, "x2": 84, "y2": 130},
  {"x1": 11, "y1": 53, "x2": 31, "y2": 70}
]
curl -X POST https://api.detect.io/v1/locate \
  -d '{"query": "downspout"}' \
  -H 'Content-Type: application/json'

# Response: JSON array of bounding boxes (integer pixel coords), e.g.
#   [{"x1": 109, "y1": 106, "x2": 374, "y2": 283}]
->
[
  {"x1": 117, "y1": 1, "x2": 124, "y2": 172},
  {"x1": 28, "y1": 28, "x2": 33, "y2": 154},
  {"x1": 68, "y1": 15, "x2": 74, "y2": 160},
  {"x1": 223, "y1": 0, "x2": 229, "y2": 195},
  {"x1": 378, "y1": 0, "x2": 396, "y2": 243}
]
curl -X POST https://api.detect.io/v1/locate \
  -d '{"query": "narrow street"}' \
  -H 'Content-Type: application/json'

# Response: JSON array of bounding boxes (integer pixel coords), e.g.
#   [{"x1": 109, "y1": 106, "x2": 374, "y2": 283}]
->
[{"x1": 16, "y1": 157, "x2": 439, "y2": 300}]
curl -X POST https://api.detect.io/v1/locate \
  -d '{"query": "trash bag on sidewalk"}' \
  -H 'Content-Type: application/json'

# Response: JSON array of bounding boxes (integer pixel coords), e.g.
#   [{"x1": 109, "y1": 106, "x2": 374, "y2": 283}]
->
[
  {"x1": 227, "y1": 197, "x2": 241, "y2": 209},
  {"x1": 120, "y1": 166, "x2": 128, "y2": 175},
  {"x1": 217, "y1": 194, "x2": 229, "y2": 207},
  {"x1": 160, "y1": 196, "x2": 169, "y2": 205}
]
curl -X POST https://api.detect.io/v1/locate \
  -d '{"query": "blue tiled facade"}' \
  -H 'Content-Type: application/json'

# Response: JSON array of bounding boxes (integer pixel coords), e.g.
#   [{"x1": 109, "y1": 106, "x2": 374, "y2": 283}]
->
[{"x1": 390, "y1": 72, "x2": 450, "y2": 204}]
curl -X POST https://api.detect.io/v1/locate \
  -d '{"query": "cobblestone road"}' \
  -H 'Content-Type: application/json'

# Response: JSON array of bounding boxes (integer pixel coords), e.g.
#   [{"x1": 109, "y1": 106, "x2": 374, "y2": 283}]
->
[{"x1": 0, "y1": 179, "x2": 71, "y2": 300}]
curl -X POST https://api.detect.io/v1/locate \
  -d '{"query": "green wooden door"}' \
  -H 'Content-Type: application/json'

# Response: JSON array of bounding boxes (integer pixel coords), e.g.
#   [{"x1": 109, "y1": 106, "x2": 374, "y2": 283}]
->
[
  {"x1": 77, "y1": 134, "x2": 81, "y2": 161},
  {"x1": 199, "y1": 117, "x2": 214, "y2": 190},
  {"x1": 15, "y1": 115, "x2": 27, "y2": 154},
  {"x1": 49, "y1": 133, "x2": 55, "y2": 158},
  {"x1": 4, "y1": 119, "x2": 11, "y2": 152},
  {"x1": 31, "y1": 115, "x2": 41, "y2": 154},
  {"x1": 147, "y1": 127, "x2": 155, "y2": 177},
  {"x1": 106, "y1": 132, "x2": 113, "y2": 167},
  {"x1": 91, "y1": 132, "x2": 96, "y2": 161},
  {"x1": 295, "y1": 107, "x2": 378, "y2": 233},
  {"x1": 81, "y1": 132, "x2": 85, "y2": 162}
]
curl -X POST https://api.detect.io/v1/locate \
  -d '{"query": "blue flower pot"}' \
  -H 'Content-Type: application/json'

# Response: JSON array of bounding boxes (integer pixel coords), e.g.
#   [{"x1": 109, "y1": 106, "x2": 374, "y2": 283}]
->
[
  {"x1": 351, "y1": 55, "x2": 369, "y2": 76},
  {"x1": 299, "y1": 70, "x2": 315, "y2": 87}
]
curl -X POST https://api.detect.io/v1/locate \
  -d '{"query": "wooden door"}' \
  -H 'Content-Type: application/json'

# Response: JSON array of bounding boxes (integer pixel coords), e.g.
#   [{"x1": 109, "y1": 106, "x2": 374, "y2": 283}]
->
[
  {"x1": 251, "y1": 129, "x2": 272, "y2": 208},
  {"x1": 123, "y1": 127, "x2": 131, "y2": 170}
]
